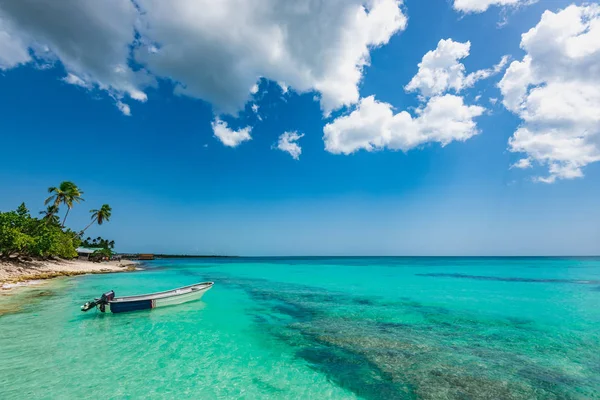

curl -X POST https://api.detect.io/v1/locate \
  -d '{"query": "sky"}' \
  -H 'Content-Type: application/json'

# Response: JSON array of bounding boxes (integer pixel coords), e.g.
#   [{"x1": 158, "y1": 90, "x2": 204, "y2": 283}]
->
[{"x1": 0, "y1": 0, "x2": 599, "y2": 256}]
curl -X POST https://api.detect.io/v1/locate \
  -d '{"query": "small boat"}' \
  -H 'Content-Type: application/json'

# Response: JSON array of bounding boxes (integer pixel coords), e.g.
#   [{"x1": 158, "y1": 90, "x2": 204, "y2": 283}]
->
[{"x1": 81, "y1": 282, "x2": 214, "y2": 313}]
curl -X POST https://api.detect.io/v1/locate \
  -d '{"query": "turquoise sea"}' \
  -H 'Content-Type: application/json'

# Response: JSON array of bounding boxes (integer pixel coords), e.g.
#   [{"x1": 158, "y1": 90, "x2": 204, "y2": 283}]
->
[{"x1": 1, "y1": 257, "x2": 600, "y2": 399}]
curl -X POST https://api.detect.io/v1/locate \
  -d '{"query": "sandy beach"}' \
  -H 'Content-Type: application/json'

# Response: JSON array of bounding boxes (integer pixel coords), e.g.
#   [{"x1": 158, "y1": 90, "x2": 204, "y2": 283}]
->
[{"x1": 0, "y1": 259, "x2": 140, "y2": 289}]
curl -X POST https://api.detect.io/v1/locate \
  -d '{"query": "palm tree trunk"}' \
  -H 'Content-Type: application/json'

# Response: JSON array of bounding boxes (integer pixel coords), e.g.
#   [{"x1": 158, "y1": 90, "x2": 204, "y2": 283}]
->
[
  {"x1": 62, "y1": 208, "x2": 71, "y2": 227},
  {"x1": 80, "y1": 218, "x2": 97, "y2": 235}
]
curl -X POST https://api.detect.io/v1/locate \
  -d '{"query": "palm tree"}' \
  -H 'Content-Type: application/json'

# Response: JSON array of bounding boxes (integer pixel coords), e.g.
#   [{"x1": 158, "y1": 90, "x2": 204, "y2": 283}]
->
[
  {"x1": 45, "y1": 181, "x2": 84, "y2": 227},
  {"x1": 39, "y1": 205, "x2": 60, "y2": 225},
  {"x1": 79, "y1": 204, "x2": 112, "y2": 235}
]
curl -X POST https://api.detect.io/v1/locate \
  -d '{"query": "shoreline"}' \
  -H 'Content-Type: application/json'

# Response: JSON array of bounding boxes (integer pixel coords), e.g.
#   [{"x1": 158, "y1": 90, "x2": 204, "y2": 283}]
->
[{"x1": 0, "y1": 259, "x2": 142, "y2": 290}]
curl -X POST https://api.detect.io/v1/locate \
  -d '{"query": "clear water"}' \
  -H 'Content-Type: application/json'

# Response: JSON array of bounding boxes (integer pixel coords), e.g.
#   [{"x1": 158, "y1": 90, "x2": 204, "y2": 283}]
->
[{"x1": 1, "y1": 257, "x2": 600, "y2": 399}]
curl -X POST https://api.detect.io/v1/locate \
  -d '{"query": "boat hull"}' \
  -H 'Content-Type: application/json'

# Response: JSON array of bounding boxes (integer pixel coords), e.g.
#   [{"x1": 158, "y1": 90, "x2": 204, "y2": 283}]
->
[
  {"x1": 108, "y1": 299, "x2": 153, "y2": 313},
  {"x1": 107, "y1": 282, "x2": 212, "y2": 314}
]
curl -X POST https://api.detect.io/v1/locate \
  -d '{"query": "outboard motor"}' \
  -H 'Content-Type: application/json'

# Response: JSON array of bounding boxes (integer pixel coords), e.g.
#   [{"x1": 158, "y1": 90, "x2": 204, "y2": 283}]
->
[{"x1": 81, "y1": 290, "x2": 115, "y2": 312}]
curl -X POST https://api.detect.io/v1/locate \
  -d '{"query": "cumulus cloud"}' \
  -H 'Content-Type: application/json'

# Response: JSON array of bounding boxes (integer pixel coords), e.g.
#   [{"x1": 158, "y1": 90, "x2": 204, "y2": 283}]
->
[
  {"x1": 0, "y1": 0, "x2": 406, "y2": 116},
  {"x1": 452, "y1": 0, "x2": 533, "y2": 14},
  {"x1": 498, "y1": 5, "x2": 600, "y2": 183},
  {"x1": 134, "y1": 0, "x2": 407, "y2": 115},
  {"x1": 325, "y1": 36, "x2": 494, "y2": 155},
  {"x1": 324, "y1": 95, "x2": 484, "y2": 154},
  {"x1": 212, "y1": 118, "x2": 252, "y2": 147},
  {"x1": 0, "y1": 0, "x2": 149, "y2": 113},
  {"x1": 275, "y1": 131, "x2": 304, "y2": 160},
  {"x1": 405, "y1": 39, "x2": 508, "y2": 98}
]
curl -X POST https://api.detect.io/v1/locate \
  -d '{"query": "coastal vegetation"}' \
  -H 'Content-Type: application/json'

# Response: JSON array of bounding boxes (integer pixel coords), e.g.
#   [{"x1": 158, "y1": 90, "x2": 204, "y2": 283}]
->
[
  {"x1": 81, "y1": 236, "x2": 115, "y2": 250},
  {"x1": 80, "y1": 204, "x2": 112, "y2": 235},
  {"x1": 45, "y1": 181, "x2": 84, "y2": 227},
  {"x1": 0, "y1": 181, "x2": 113, "y2": 261},
  {"x1": 80, "y1": 236, "x2": 116, "y2": 260}
]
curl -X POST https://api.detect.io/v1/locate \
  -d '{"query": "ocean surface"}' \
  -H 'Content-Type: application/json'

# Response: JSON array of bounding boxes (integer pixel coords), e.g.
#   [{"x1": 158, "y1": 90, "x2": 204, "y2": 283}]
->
[{"x1": 1, "y1": 257, "x2": 599, "y2": 399}]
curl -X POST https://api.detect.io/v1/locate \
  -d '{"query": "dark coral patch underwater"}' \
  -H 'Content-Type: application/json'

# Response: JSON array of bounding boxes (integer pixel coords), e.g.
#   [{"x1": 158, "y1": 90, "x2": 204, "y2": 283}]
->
[{"x1": 206, "y1": 272, "x2": 596, "y2": 399}]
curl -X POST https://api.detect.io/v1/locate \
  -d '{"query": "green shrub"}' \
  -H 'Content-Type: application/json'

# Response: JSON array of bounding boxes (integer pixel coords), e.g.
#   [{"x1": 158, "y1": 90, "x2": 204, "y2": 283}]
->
[
  {"x1": 0, "y1": 204, "x2": 80, "y2": 260},
  {"x1": 0, "y1": 225, "x2": 34, "y2": 257},
  {"x1": 92, "y1": 247, "x2": 113, "y2": 259}
]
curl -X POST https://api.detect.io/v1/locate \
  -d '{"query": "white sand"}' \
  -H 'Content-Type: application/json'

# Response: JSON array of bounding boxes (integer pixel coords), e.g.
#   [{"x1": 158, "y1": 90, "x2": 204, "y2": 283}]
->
[{"x1": 0, "y1": 259, "x2": 140, "y2": 289}]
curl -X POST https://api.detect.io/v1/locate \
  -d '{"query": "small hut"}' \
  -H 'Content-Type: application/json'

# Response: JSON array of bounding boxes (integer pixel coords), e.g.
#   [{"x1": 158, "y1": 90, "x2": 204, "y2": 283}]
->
[{"x1": 76, "y1": 247, "x2": 101, "y2": 261}]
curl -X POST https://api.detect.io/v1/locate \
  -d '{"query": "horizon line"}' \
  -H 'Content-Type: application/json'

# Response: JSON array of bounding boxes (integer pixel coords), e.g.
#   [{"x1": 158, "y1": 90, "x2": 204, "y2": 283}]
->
[{"x1": 130, "y1": 254, "x2": 600, "y2": 258}]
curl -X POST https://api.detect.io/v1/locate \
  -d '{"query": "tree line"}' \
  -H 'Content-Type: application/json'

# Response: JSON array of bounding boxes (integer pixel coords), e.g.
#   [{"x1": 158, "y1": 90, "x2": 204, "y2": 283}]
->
[{"x1": 0, "y1": 181, "x2": 112, "y2": 261}]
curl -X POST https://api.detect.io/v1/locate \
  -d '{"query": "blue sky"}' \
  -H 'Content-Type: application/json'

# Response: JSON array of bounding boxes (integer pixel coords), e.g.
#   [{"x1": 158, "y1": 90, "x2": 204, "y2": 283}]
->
[{"x1": 0, "y1": 0, "x2": 599, "y2": 255}]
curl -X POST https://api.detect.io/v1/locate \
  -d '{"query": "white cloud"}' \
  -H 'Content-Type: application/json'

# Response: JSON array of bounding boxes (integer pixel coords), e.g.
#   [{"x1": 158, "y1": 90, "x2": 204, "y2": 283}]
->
[
  {"x1": 212, "y1": 118, "x2": 252, "y2": 147},
  {"x1": 326, "y1": 35, "x2": 492, "y2": 155},
  {"x1": 275, "y1": 131, "x2": 304, "y2": 160},
  {"x1": 324, "y1": 95, "x2": 484, "y2": 154},
  {"x1": 0, "y1": 0, "x2": 150, "y2": 114},
  {"x1": 499, "y1": 5, "x2": 600, "y2": 183},
  {"x1": 251, "y1": 103, "x2": 263, "y2": 121},
  {"x1": 405, "y1": 39, "x2": 508, "y2": 98},
  {"x1": 63, "y1": 73, "x2": 89, "y2": 88},
  {"x1": 278, "y1": 81, "x2": 289, "y2": 94},
  {"x1": 135, "y1": 0, "x2": 407, "y2": 115},
  {"x1": 452, "y1": 0, "x2": 533, "y2": 14},
  {"x1": 511, "y1": 158, "x2": 531, "y2": 169},
  {"x1": 0, "y1": 0, "x2": 406, "y2": 116},
  {"x1": 0, "y1": 18, "x2": 30, "y2": 69},
  {"x1": 250, "y1": 84, "x2": 259, "y2": 95},
  {"x1": 116, "y1": 101, "x2": 131, "y2": 116}
]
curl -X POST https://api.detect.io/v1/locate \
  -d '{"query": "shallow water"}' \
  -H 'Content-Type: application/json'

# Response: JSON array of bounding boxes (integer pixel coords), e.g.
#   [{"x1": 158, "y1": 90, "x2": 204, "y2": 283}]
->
[{"x1": 1, "y1": 257, "x2": 599, "y2": 399}]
